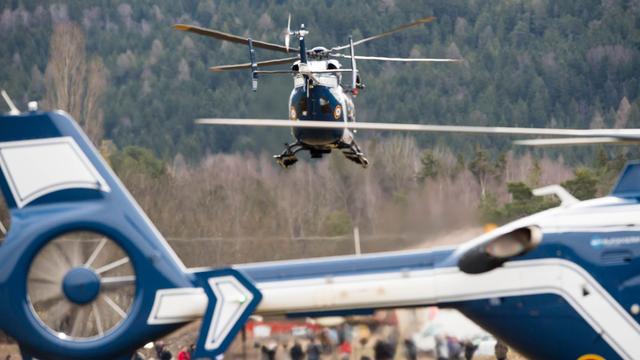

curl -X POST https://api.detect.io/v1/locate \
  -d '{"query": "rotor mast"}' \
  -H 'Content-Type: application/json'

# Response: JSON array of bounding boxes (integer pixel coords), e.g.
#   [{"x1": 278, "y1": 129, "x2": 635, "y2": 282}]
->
[{"x1": 296, "y1": 24, "x2": 309, "y2": 64}]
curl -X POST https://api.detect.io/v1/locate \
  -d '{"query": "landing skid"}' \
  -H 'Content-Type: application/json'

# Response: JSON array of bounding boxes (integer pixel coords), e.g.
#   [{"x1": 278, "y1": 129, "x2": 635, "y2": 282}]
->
[
  {"x1": 274, "y1": 141, "x2": 303, "y2": 168},
  {"x1": 273, "y1": 141, "x2": 369, "y2": 169},
  {"x1": 340, "y1": 141, "x2": 369, "y2": 168}
]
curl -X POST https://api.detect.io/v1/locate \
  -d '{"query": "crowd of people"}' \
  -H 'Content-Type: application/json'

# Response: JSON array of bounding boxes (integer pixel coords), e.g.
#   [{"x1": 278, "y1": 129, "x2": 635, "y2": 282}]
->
[
  {"x1": 255, "y1": 327, "x2": 416, "y2": 360},
  {"x1": 130, "y1": 325, "x2": 510, "y2": 360},
  {"x1": 434, "y1": 335, "x2": 508, "y2": 360},
  {"x1": 131, "y1": 341, "x2": 195, "y2": 360}
]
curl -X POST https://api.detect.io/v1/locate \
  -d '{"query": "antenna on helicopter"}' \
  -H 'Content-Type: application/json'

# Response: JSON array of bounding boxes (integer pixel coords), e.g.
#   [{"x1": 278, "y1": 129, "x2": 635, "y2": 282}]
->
[{"x1": 1, "y1": 89, "x2": 20, "y2": 115}]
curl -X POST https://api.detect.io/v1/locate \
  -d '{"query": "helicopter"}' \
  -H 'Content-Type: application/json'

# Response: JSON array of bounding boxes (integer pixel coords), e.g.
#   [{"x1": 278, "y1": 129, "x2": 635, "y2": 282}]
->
[
  {"x1": 2, "y1": 91, "x2": 640, "y2": 359},
  {"x1": 174, "y1": 16, "x2": 461, "y2": 168}
]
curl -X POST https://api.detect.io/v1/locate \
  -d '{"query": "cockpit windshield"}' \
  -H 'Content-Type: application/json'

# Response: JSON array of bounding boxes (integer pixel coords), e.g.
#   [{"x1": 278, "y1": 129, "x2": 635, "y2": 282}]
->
[{"x1": 292, "y1": 60, "x2": 341, "y2": 88}]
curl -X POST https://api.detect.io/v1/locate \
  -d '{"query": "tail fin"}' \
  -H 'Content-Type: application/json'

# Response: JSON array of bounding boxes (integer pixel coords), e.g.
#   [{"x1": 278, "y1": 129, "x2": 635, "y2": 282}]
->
[{"x1": 0, "y1": 110, "x2": 195, "y2": 359}]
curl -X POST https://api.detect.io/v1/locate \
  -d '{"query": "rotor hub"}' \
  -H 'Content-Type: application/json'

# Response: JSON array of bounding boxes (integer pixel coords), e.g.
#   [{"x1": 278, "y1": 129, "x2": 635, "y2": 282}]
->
[{"x1": 62, "y1": 267, "x2": 101, "y2": 305}]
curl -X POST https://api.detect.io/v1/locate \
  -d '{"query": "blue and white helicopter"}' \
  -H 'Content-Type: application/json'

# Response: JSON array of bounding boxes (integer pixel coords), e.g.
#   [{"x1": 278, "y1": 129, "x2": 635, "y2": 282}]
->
[
  {"x1": 1, "y1": 89, "x2": 640, "y2": 360},
  {"x1": 175, "y1": 16, "x2": 461, "y2": 168}
]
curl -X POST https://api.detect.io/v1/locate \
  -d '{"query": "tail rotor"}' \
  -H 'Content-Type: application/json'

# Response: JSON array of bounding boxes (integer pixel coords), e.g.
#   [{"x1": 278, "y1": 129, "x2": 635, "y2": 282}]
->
[{"x1": 284, "y1": 13, "x2": 292, "y2": 52}]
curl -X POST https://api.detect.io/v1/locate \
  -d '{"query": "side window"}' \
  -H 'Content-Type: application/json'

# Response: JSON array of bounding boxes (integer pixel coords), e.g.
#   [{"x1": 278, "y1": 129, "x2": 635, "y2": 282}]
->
[
  {"x1": 298, "y1": 96, "x2": 308, "y2": 115},
  {"x1": 320, "y1": 97, "x2": 332, "y2": 115},
  {"x1": 0, "y1": 192, "x2": 9, "y2": 242}
]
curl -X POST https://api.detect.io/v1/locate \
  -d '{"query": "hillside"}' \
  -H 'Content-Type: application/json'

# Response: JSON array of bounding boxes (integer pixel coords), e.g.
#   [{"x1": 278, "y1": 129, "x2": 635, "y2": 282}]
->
[{"x1": 1, "y1": 0, "x2": 639, "y2": 161}]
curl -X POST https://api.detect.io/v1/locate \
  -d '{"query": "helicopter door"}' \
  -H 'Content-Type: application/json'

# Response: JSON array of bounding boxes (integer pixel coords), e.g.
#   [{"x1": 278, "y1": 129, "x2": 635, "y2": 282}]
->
[{"x1": 345, "y1": 96, "x2": 355, "y2": 122}]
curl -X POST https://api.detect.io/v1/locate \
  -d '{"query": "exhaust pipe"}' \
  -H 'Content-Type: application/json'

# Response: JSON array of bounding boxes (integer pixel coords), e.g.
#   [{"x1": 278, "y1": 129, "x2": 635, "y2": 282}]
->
[{"x1": 458, "y1": 226, "x2": 542, "y2": 274}]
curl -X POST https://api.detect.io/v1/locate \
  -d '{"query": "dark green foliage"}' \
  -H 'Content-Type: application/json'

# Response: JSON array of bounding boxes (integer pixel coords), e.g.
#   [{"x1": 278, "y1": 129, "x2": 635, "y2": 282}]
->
[
  {"x1": 562, "y1": 167, "x2": 598, "y2": 200},
  {"x1": 480, "y1": 182, "x2": 559, "y2": 224},
  {"x1": 592, "y1": 146, "x2": 629, "y2": 192},
  {"x1": 468, "y1": 146, "x2": 506, "y2": 197},
  {"x1": 1, "y1": 1, "x2": 638, "y2": 162},
  {"x1": 110, "y1": 146, "x2": 166, "y2": 179},
  {"x1": 417, "y1": 149, "x2": 441, "y2": 183},
  {"x1": 323, "y1": 210, "x2": 353, "y2": 236}
]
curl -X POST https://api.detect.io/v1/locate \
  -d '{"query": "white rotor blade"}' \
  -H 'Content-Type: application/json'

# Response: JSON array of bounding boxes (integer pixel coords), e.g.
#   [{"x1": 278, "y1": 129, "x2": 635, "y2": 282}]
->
[
  {"x1": 333, "y1": 54, "x2": 462, "y2": 62},
  {"x1": 102, "y1": 294, "x2": 128, "y2": 319},
  {"x1": 85, "y1": 237, "x2": 108, "y2": 267},
  {"x1": 95, "y1": 257, "x2": 130, "y2": 274},
  {"x1": 514, "y1": 137, "x2": 632, "y2": 146},
  {"x1": 195, "y1": 118, "x2": 640, "y2": 140},
  {"x1": 332, "y1": 16, "x2": 437, "y2": 51},
  {"x1": 285, "y1": 14, "x2": 291, "y2": 51}
]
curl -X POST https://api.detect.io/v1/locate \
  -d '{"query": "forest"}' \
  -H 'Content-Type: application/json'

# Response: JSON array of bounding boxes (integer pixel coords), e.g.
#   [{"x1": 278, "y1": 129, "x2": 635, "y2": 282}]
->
[{"x1": 1, "y1": 1, "x2": 639, "y2": 263}]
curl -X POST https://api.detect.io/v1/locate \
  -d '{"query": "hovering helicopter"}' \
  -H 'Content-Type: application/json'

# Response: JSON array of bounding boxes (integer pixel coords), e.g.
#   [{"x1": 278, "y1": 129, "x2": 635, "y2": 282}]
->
[
  {"x1": 1, "y1": 92, "x2": 640, "y2": 359},
  {"x1": 174, "y1": 16, "x2": 461, "y2": 168}
]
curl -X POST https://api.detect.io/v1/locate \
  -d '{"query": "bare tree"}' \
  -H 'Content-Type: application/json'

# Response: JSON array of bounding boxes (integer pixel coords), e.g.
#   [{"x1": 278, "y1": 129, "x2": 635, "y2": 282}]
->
[
  {"x1": 44, "y1": 22, "x2": 107, "y2": 144},
  {"x1": 83, "y1": 57, "x2": 107, "y2": 142},
  {"x1": 44, "y1": 22, "x2": 86, "y2": 121}
]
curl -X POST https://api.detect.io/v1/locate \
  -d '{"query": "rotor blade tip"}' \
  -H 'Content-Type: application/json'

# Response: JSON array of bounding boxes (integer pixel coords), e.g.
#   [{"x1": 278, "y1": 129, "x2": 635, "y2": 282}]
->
[{"x1": 173, "y1": 24, "x2": 190, "y2": 31}]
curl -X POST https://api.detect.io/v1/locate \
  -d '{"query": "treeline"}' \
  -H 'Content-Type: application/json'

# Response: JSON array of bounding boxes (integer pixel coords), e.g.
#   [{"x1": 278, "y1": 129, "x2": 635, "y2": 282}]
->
[
  {"x1": 1, "y1": 0, "x2": 639, "y2": 260},
  {"x1": 1, "y1": 0, "x2": 639, "y2": 161},
  {"x1": 0, "y1": 136, "x2": 631, "y2": 262},
  {"x1": 108, "y1": 136, "x2": 620, "y2": 241}
]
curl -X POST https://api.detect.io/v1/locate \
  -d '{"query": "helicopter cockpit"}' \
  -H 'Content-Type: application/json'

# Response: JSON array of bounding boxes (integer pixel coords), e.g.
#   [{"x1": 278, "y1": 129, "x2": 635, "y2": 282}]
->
[{"x1": 292, "y1": 60, "x2": 342, "y2": 88}]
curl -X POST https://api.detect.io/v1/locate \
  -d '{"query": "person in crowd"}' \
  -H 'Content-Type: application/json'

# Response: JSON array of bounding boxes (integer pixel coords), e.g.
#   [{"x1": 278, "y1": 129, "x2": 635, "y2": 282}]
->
[
  {"x1": 402, "y1": 338, "x2": 417, "y2": 360},
  {"x1": 338, "y1": 339, "x2": 352, "y2": 360},
  {"x1": 373, "y1": 339, "x2": 395, "y2": 360},
  {"x1": 463, "y1": 339, "x2": 478, "y2": 360},
  {"x1": 495, "y1": 341, "x2": 509, "y2": 360},
  {"x1": 447, "y1": 336, "x2": 462, "y2": 359},
  {"x1": 177, "y1": 345, "x2": 191, "y2": 360},
  {"x1": 307, "y1": 337, "x2": 322, "y2": 360},
  {"x1": 290, "y1": 340, "x2": 305, "y2": 360},
  {"x1": 350, "y1": 329, "x2": 375, "y2": 360},
  {"x1": 261, "y1": 340, "x2": 278, "y2": 360},
  {"x1": 435, "y1": 335, "x2": 449, "y2": 360},
  {"x1": 319, "y1": 328, "x2": 336, "y2": 359},
  {"x1": 155, "y1": 341, "x2": 172, "y2": 360}
]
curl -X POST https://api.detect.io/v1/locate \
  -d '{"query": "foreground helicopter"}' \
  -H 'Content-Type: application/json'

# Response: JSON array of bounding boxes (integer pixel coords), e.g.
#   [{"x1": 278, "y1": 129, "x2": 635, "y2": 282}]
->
[
  {"x1": 1, "y1": 91, "x2": 640, "y2": 359},
  {"x1": 175, "y1": 16, "x2": 461, "y2": 168}
]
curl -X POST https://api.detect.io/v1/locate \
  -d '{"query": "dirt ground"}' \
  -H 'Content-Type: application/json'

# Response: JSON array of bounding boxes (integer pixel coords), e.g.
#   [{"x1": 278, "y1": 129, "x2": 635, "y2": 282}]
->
[{"x1": 0, "y1": 343, "x2": 20, "y2": 359}]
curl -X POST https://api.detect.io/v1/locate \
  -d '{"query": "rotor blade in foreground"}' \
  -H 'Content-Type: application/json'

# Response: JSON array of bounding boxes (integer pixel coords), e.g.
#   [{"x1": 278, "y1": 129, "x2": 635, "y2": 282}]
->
[
  {"x1": 210, "y1": 56, "x2": 299, "y2": 72},
  {"x1": 195, "y1": 118, "x2": 640, "y2": 141},
  {"x1": 513, "y1": 137, "x2": 632, "y2": 146},
  {"x1": 174, "y1": 24, "x2": 298, "y2": 53}
]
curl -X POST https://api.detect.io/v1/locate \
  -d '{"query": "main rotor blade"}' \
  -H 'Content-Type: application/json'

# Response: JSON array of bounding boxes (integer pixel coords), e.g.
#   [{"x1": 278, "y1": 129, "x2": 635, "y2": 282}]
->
[
  {"x1": 332, "y1": 16, "x2": 436, "y2": 51},
  {"x1": 255, "y1": 69, "x2": 353, "y2": 75},
  {"x1": 331, "y1": 54, "x2": 462, "y2": 62},
  {"x1": 195, "y1": 118, "x2": 640, "y2": 141},
  {"x1": 174, "y1": 24, "x2": 299, "y2": 54},
  {"x1": 514, "y1": 137, "x2": 632, "y2": 146},
  {"x1": 210, "y1": 56, "x2": 299, "y2": 72}
]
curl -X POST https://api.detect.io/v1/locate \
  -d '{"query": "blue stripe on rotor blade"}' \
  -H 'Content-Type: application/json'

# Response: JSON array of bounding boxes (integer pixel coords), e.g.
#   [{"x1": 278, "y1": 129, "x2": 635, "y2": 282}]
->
[
  {"x1": 236, "y1": 248, "x2": 455, "y2": 282},
  {"x1": 285, "y1": 308, "x2": 376, "y2": 318}
]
